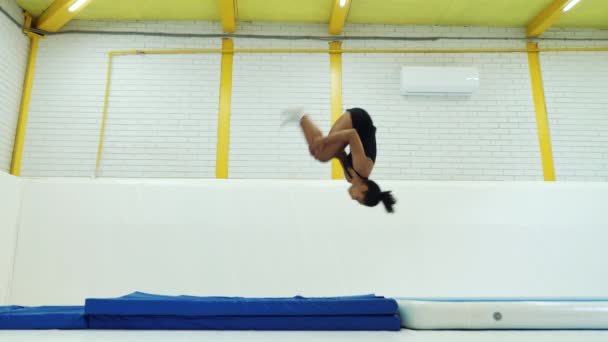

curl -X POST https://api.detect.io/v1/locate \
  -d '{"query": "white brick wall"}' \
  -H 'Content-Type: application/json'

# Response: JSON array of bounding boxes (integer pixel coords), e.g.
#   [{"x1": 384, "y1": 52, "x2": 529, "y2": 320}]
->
[
  {"x1": 238, "y1": 22, "x2": 328, "y2": 38},
  {"x1": 543, "y1": 28, "x2": 608, "y2": 40},
  {"x1": 21, "y1": 22, "x2": 219, "y2": 177},
  {"x1": 0, "y1": 0, "x2": 22, "y2": 22},
  {"x1": 98, "y1": 54, "x2": 221, "y2": 178},
  {"x1": 230, "y1": 52, "x2": 331, "y2": 179},
  {"x1": 342, "y1": 51, "x2": 542, "y2": 181},
  {"x1": 537, "y1": 32, "x2": 608, "y2": 181},
  {"x1": 339, "y1": 26, "x2": 542, "y2": 181},
  {"x1": 343, "y1": 24, "x2": 526, "y2": 40},
  {"x1": 0, "y1": 0, "x2": 28, "y2": 173},
  {"x1": 20, "y1": 19, "x2": 607, "y2": 180},
  {"x1": 540, "y1": 50, "x2": 608, "y2": 181},
  {"x1": 229, "y1": 25, "x2": 332, "y2": 179},
  {"x1": 63, "y1": 19, "x2": 221, "y2": 35},
  {"x1": 340, "y1": 26, "x2": 543, "y2": 181}
]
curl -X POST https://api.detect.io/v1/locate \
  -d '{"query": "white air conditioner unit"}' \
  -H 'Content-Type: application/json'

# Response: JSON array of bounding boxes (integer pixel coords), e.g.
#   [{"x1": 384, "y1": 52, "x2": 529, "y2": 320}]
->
[{"x1": 400, "y1": 66, "x2": 479, "y2": 96}]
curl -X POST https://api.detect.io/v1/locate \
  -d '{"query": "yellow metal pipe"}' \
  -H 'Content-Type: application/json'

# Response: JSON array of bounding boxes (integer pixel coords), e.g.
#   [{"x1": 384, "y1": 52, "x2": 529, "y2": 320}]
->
[
  {"x1": 10, "y1": 28, "x2": 40, "y2": 176},
  {"x1": 232, "y1": 49, "x2": 331, "y2": 53},
  {"x1": 527, "y1": 42, "x2": 556, "y2": 181},
  {"x1": 23, "y1": 12, "x2": 32, "y2": 28},
  {"x1": 216, "y1": 39, "x2": 234, "y2": 179},
  {"x1": 105, "y1": 47, "x2": 608, "y2": 56},
  {"x1": 111, "y1": 49, "x2": 222, "y2": 55},
  {"x1": 329, "y1": 41, "x2": 344, "y2": 180},
  {"x1": 538, "y1": 47, "x2": 608, "y2": 52},
  {"x1": 341, "y1": 48, "x2": 531, "y2": 53},
  {"x1": 109, "y1": 51, "x2": 137, "y2": 56},
  {"x1": 110, "y1": 49, "x2": 329, "y2": 54},
  {"x1": 94, "y1": 53, "x2": 114, "y2": 177},
  {"x1": 111, "y1": 48, "x2": 525, "y2": 54}
]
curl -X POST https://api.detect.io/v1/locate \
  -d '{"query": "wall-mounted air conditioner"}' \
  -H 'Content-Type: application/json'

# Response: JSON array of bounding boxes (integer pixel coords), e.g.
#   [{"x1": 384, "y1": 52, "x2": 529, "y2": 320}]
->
[{"x1": 400, "y1": 66, "x2": 479, "y2": 96}]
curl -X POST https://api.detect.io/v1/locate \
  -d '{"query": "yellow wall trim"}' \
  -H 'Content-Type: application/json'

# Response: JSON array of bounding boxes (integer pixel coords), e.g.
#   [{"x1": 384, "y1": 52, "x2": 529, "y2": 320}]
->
[
  {"x1": 10, "y1": 13, "x2": 40, "y2": 176},
  {"x1": 527, "y1": 0, "x2": 570, "y2": 37},
  {"x1": 216, "y1": 38, "x2": 234, "y2": 179},
  {"x1": 527, "y1": 42, "x2": 556, "y2": 181},
  {"x1": 36, "y1": 0, "x2": 94, "y2": 32},
  {"x1": 536, "y1": 47, "x2": 608, "y2": 52},
  {"x1": 103, "y1": 47, "x2": 608, "y2": 56},
  {"x1": 329, "y1": 41, "x2": 344, "y2": 180}
]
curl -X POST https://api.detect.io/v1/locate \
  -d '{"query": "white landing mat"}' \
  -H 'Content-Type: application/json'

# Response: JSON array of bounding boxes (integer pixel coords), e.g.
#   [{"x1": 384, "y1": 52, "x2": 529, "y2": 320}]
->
[{"x1": 398, "y1": 299, "x2": 608, "y2": 330}]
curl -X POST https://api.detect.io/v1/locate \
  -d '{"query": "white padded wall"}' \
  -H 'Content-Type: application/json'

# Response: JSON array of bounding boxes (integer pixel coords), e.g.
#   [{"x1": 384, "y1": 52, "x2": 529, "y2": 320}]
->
[
  {"x1": 0, "y1": 172, "x2": 21, "y2": 304},
  {"x1": 10, "y1": 178, "x2": 608, "y2": 305}
]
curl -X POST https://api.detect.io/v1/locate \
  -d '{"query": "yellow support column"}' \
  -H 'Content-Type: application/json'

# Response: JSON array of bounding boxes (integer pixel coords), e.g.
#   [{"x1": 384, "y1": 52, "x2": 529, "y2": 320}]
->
[
  {"x1": 10, "y1": 14, "x2": 41, "y2": 176},
  {"x1": 216, "y1": 39, "x2": 234, "y2": 178},
  {"x1": 527, "y1": 42, "x2": 556, "y2": 181},
  {"x1": 329, "y1": 41, "x2": 344, "y2": 180}
]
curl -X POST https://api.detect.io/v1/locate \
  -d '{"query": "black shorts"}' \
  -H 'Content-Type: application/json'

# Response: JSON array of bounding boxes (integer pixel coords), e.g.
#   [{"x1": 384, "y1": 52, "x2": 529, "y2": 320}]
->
[{"x1": 348, "y1": 108, "x2": 377, "y2": 162}]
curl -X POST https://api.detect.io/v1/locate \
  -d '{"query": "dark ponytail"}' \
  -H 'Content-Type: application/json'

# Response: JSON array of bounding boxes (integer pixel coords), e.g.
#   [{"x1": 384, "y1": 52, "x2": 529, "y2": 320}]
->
[
  {"x1": 380, "y1": 191, "x2": 396, "y2": 213},
  {"x1": 363, "y1": 180, "x2": 397, "y2": 213}
]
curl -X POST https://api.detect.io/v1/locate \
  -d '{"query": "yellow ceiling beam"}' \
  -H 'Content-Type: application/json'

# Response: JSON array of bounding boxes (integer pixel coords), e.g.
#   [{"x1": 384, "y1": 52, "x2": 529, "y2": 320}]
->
[
  {"x1": 526, "y1": 0, "x2": 572, "y2": 37},
  {"x1": 220, "y1": 0, "x2": 237, "y2": 33},
  {"x1": 329, "y1": 0, "x2": 351, "y2": 35},
  {"x1": 36, "y1": 0, "x2": 95, "y2": 32}
]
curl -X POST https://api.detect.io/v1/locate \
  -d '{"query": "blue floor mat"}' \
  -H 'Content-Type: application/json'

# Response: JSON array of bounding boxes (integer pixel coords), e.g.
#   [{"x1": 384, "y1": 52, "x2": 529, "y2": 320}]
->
[
  {"x1": 85, "y1": 292, "x2": 399, "y2": 316},
  {"x1": 1, "y1": 293, "x2": 400, "y2": 331},
  {"x1": 88, "y1": 314, "x2": 402, "y2": 331},
  {"x1": 0, "y1": 306, "x2": 86, "y2": 330}
]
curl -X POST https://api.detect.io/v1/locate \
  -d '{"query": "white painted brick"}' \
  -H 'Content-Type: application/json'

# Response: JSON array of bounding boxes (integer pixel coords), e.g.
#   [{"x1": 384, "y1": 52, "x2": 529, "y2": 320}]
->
[
  {"x1": 541, "y1": 50, "x2": 608, "y2": 181},
  {"x1": 21, "y1": 30, "x2": 220, "y2": 177},
  {"x1": 541, "y1": 51, "x2": 608, "y2": 181},
  {"x1": 64, "y1": 20, "x2": 221, "y2": 34},
  {"x1": 96, "y1": 54, "x2": 220, "y2": 178},
  {"x1": 342, "y1": 51, "x2": 543, "y2": 181},
  {"x1": 0, "y1": 0, "x2": 22, "y2": 24},
  {"x1": 229, "y1": 52, "x2": 331, "y2": 179},
  {"x1": 543, "y1": 28, "x2": 608, "y2": 40},
  {"x1": 19, "y1": 20, "x2": 608, "y2": 180},
  {"x1": 0, "y1": 0, "x2": 28, "y2": 172}
]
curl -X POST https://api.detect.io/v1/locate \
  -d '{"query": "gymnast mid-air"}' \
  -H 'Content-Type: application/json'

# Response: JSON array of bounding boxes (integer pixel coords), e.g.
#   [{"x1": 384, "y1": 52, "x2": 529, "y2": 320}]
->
[{"x1": 282, "y1": 107, "x2": 396, "y2": 213}]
